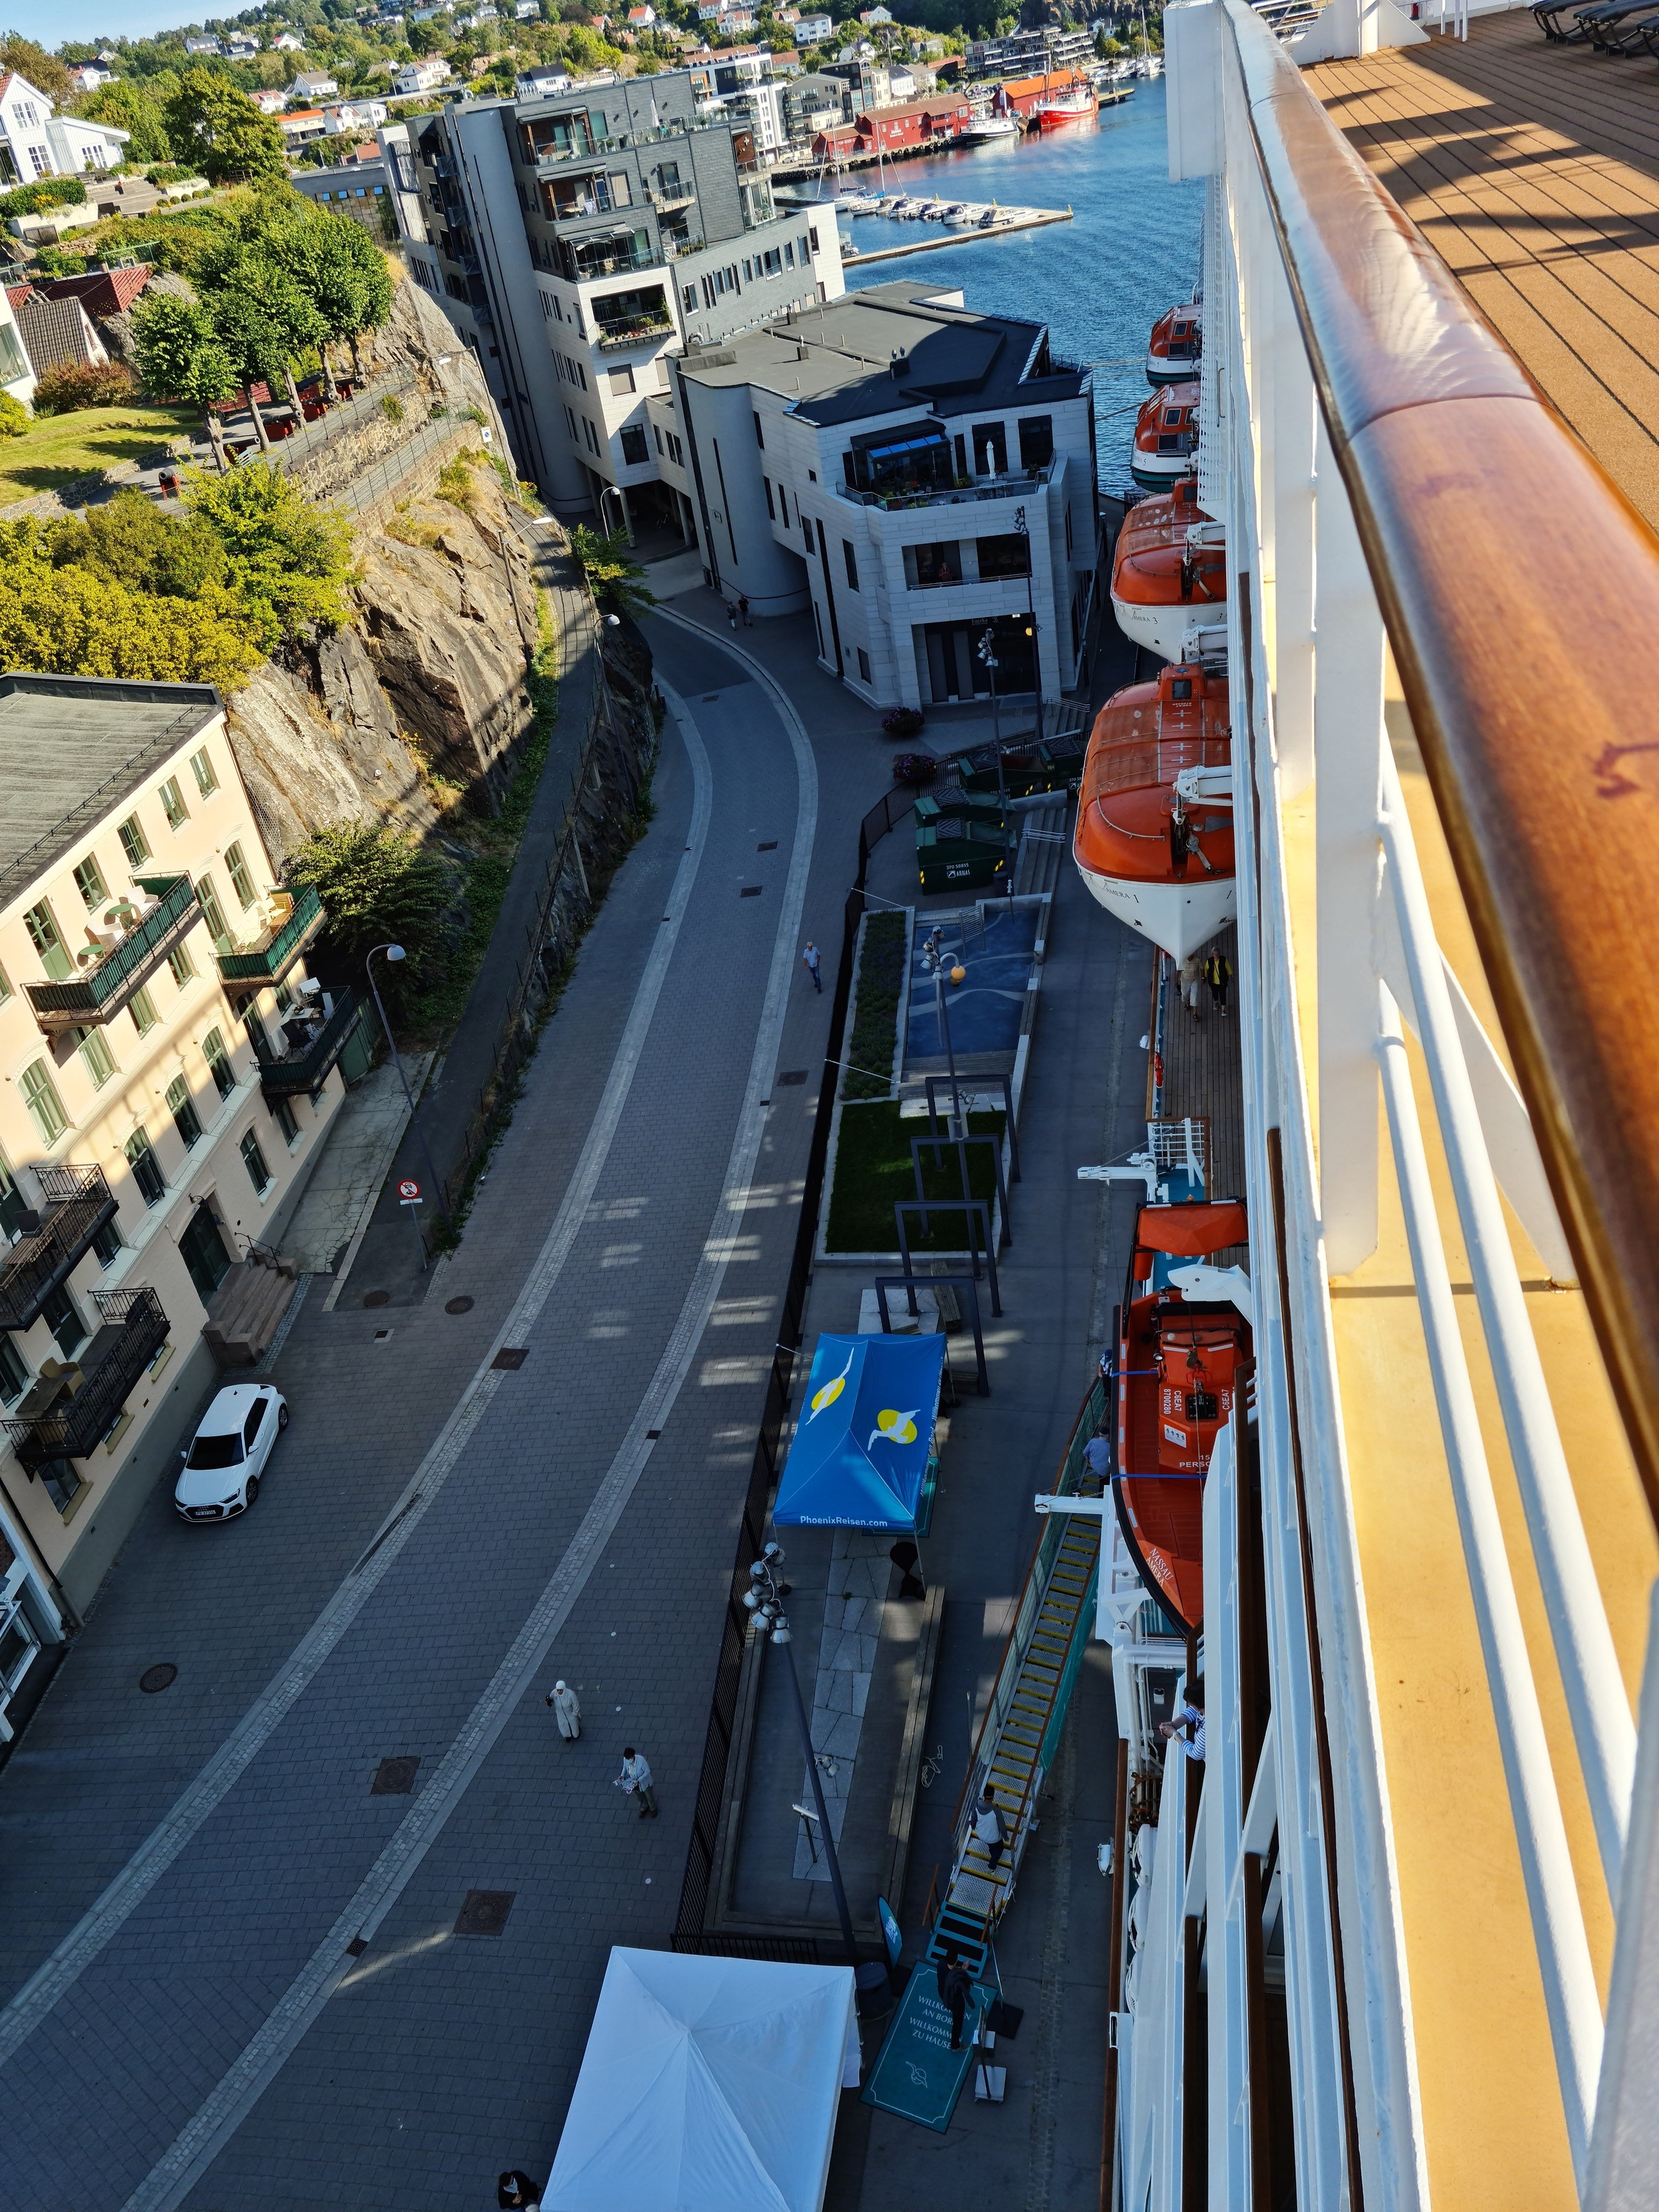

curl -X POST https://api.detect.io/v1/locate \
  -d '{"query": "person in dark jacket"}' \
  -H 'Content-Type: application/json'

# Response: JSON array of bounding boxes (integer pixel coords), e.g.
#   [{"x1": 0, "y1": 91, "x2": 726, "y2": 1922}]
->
[
  {"x1": 498, "y1": 2171, "x2": 540, "y2": 2208},
  {"x1": 1204, "y1": 950, "x2": 1232, "y2": 1016},
  {"x1": 936, "y1": 1946, "x2": 974, "y2": 2051}
]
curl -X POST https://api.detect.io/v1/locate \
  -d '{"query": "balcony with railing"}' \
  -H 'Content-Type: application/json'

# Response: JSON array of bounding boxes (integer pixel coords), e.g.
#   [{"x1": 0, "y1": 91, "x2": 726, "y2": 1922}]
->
[
  {"x1": 24, "y1": 875, "x2": 199, "y2": 1032},
  {"x1": 254, "y1": 988, "x2": 361, "y2": 1099},
  {"x1": 835, "y1": 461, "x2": 1054, "y2": 513},
  {"x1": 1104, "y1": 9, "x2": 1659, "y2": 2212},
  {"x1": 0, "y1": 1167, "x2": 118, "y2": 1332},
  {"x1": 216, "y1": 883, "x2": 325, "y2": 992},
  {"x1": 4, "y1": 1287, "x2": 168, "y2": 1471}
]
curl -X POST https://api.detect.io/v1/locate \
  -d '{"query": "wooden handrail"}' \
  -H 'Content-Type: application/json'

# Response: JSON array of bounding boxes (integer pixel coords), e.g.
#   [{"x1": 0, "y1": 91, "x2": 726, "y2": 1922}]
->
[{"x1": 1229, "y1": 0, "x2": 1659, "y2": 1527}]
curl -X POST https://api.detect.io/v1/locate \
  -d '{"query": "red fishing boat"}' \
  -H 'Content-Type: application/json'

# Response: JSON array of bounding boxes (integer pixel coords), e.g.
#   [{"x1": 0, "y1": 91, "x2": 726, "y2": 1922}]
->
[
  {"x1": 1130, "y1": 378, "x2": 1200, "y2": 489},
  {"x1": 1111, "y1": 1199, "x2": 1251, "y2": 1633},
  {"x1": 1145, "y1": 300, "x2": 1202, "y2": 386},
  {"x1": 1034, "y1": 78, "x2": 1098, "y2": 126},
  {"x1": 1074, "y1": 658, "x2": 1234, "y2": 961},
  {"x1": 1111, "y1": 479, "x2": 1226, "y2": 662}
]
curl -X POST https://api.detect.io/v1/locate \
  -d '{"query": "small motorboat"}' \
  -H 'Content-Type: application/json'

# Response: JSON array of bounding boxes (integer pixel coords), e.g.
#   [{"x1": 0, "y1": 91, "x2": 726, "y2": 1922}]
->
[
  {"x1": 960, "y1": 112, "x2": 1023, "y2": 142},
  {"x1": 947, "y1": 203, "x2": 984, "y2": 226},
  {"x1": 1074, "y1": 657, "x2": 1234, "y2": 961},
  {"x1": 1130, "y1": 378, "x2": 1199, "y2": 489},
  {"x1": 1034, "y1": 80, "x2": 1098, "y2": 127},
  {"x1": 1110, "y1": 1197, "x2": 1252, "y2": 1634},
  {"x1": 1111, "y1": 480, "x2": 1227, "y2": 661},
  {"x1": 1145, "y1": 299, "x2": 1202, "y2": 386}
]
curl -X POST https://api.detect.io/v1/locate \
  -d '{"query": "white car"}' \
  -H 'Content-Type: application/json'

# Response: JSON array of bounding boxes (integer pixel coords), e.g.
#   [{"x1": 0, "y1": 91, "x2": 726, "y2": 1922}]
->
[{"x1": 174, "y1": 1385, "x2": 289, "y2": 1522}]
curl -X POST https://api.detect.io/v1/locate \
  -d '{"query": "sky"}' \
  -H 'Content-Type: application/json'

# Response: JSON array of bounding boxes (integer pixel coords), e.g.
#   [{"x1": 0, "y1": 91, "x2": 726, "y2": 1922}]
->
[{"x1": 8, "y1": 0, "x2": 204, "y2": 42}]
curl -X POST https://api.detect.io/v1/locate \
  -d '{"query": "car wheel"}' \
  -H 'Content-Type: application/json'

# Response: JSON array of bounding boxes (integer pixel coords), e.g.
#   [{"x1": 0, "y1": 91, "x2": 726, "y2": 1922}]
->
[
  {"x1": 276, "y1": 1404, "x2": 290, "y2": 1431},
  {"x1": 245, "y1": 1475, "x2": 260, "y2": 1507}
]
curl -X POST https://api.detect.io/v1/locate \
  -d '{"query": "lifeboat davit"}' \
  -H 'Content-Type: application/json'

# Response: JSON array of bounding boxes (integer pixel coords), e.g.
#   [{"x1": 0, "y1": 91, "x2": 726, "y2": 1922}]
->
[
  {"x1": 1112, "y1": 479, "x2": 1226, "y2": 662},
  {"x1": 1130, "y1": 379, "x2": 1199, "y2": 490},
  {"x1": 1112, "y1": 1199, "x2": 1251, "y2": 1635},
  {"x1": 1074, "y1": 659, "x2": 1234, "y2": 962},
  {"x1": 1146, "y1": 302, "x2": 1202, "y2": 386}
]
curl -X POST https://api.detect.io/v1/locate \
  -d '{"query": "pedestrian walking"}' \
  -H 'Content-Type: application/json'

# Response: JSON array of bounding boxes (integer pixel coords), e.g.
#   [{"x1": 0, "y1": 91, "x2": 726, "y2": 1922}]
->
[
  {"x1": 616, "y1": 1745, "x2": 659, "y2": 1818},
  {"x1": 726, "y1": 599, "x2": 738, "y2": 630},
  {"x1": 739, "y1": 594, "x2": 752, "y2": 627},
  {"x1": 974, "y1": 1785, "x2": 1008, "y2": 1871},
  {"x1": 936, "y1": 1946, "x2": 974, "y2": 2051},
  {"x1": 801, "y1": 941, "x2": 822, "y2": 993},
  {"x1": 1180, "y1": 951, "x2": 1204, "y2": 1021},
  {"x1": 544, "y1": 1680, "x2": 581, "y2": 1741},
  {"x1": 1204, "y1": 950, "x2": 1232, "y2": 1016},
  {"x1": 1082, "y1": 1423, "x2": 1110, "y2": 1486},
  {"x1": 498, "y1": 2171, "x2": 541, "y2": 2209}
]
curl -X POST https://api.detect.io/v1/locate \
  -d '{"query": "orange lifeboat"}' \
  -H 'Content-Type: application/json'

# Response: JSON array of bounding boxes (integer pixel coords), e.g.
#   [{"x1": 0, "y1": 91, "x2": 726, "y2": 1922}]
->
[
  {"x1": 1112, "y1": 1199, "x2": 1251, "y2": 1634},
  {"x1": 1130, "y1": 378, "x2": 1199, "y2": 490},
  {"x1": 1146, "y1": 301, "x2": 1202, "y2": 386},
  {"x1": 1111, "y1": 480, "x2": 1227, "y2": 662},
  {"x1": 1073, "y1": 659, "x2": 1234, "y2": 962}
]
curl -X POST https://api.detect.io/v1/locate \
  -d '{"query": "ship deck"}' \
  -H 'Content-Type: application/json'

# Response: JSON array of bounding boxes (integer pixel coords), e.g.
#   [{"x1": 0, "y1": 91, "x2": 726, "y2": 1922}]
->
[
  {"x1": 1291, "y1": 23, "x2": 1659, "y2": 2202},
  {"x1": 1304, "y1": 7, "x2": 1659, "y2": 526}
]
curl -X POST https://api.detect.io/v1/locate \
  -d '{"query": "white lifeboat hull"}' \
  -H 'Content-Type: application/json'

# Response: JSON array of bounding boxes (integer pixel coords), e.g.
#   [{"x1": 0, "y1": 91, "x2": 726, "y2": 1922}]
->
[
  {"x1": 1144, "y1": 355, "x2": 1198, "y2": 386},
  {"x1": 1110, "y1": 590, "x2": 1226, "y2": 664},
  {"x1": 1130, "y1": 448, "x2": 1197, "y2": 490},
  {"x1": 1075, "y1": 863, "x2": 1237, "y2": 964}
]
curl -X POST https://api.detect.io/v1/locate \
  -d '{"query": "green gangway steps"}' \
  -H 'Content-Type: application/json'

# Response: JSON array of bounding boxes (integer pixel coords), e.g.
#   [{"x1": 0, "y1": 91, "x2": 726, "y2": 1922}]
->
[{"x1": 861, "y1": 1961, "x2": 996, "y2": 2131}]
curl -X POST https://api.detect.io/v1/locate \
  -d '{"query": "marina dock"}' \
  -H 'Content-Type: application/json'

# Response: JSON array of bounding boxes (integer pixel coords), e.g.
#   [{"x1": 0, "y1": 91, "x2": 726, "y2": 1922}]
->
[{"x1": 841, "y1": 205, "x2": 1073, "y2": 266}]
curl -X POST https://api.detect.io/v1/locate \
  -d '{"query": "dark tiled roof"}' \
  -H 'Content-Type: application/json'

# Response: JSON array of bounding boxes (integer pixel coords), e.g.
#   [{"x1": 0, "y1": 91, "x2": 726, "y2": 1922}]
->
[
  {"x1": 14, "y1": 294, "x2": 103, "y2": 378},
  {"x1": 41, "y1": 267, "x2": 152, "y2": 321}
]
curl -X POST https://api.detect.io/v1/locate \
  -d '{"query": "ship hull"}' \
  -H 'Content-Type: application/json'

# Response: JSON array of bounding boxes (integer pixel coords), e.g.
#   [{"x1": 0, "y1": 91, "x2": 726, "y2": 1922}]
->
[
  {"x1": 1075, "y1": 863, "x2": 1236, "y2": 963},
  {"x1": 1131, "y1": 449, "x2": 1197, "y2": 490}
]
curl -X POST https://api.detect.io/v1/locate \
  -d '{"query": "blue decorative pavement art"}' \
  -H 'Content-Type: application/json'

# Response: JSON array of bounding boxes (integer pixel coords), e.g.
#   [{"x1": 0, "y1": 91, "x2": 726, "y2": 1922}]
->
[
  {"x1": 862, "y1": 1961, "x2": 995, "y2": 2130},
  {"x1": 773, "y1": 1332, "x2": 946, "y2": 1529},
  {"x1": 906, "y1": 906, "x2": 1040, "y2": 1064}
]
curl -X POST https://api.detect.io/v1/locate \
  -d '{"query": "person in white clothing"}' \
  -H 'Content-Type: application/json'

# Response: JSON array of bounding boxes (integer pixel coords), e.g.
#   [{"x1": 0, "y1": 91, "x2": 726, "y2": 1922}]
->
[
  {"x1": 973, "y1": 1784, "x2": 1008, "y2": 1869},
  {"x1": 1158, "y1": 1680, "x2": 1206, "y2": 1762},
  {"x1": 545, "y1": 1680, "x2": 581, "y2": 1740},
  {"x1": 617, "y1": 1746, "x2": 658, "y2": 1818}
]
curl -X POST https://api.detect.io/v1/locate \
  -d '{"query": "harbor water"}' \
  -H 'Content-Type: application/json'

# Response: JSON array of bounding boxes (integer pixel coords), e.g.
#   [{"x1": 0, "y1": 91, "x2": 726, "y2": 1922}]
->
[{"x1": 805, "y1": 83, "x2": 1203, "y2": 490}]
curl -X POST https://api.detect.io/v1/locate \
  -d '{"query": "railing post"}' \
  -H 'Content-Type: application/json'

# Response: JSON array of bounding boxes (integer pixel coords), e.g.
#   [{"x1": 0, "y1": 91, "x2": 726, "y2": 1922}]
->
[{"x1": 1312, "y1": 412, "x2": 1384, "y2": 1276}]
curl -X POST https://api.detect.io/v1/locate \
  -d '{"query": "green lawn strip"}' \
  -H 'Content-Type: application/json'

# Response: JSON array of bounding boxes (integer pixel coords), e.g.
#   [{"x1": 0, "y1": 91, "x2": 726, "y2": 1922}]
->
[
  {"x1": 844, "y1": 908, "x2": 907, "y2": 1102},
  {"x1": 824, "y1": 1100, "x2": 1006, "y2": 1256},
  {"x1": 0, "y1": 403, "x2": 199, "y2": 505}
]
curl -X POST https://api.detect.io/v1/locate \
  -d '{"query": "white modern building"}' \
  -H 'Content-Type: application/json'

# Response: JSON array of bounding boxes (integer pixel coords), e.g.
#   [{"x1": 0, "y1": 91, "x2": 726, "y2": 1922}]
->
[
  {"x1": 0, "y1": 72, "x2": 130, "y2": 184},
  {"x1": 795, "y1": 15, "x2": 835, "y2": 43},
  {"x1": 0, "y1": 675, "x2": 358, "y2": 1651},
  {"x1": 672, "y1": 281, "x2": 1098, "y2": 708}
]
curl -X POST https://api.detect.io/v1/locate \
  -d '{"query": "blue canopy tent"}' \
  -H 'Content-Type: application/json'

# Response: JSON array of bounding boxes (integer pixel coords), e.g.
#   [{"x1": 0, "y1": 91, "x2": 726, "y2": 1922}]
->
[{"x1": 773, "y1": 1332, "x2": 947, "y2": 1530}]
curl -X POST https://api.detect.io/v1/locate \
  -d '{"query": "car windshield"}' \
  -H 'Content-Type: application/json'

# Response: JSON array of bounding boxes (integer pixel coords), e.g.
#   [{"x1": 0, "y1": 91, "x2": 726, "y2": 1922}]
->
[{"x1": 186, "y1": 1432, "x2": 245, "y2": 1470}]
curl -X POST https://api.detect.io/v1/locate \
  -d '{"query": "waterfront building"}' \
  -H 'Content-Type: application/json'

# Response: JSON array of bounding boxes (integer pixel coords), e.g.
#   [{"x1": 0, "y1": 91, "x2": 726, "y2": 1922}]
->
[
  {"x1": 810, "y1": 90, "x2": 972, "y2": 162},
  {"x1": 672, "y1": 281, "x2": 1096, "y2": 705},
  {"x1": 380, "y1": 69, "x2": 844, "y2": 524},
  {"x1": 966, "y1": 24, "x2": 1095, "y2": 77},
  {"x1": 0, "y1": 676, "x2": 354, "y2": 1677}
]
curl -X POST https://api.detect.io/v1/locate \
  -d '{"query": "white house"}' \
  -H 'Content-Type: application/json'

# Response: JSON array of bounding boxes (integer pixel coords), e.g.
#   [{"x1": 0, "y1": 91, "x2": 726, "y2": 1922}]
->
[
  {"x1": 515, "y1": 63, "x2": 571, "y2": 96},
  {"x1": 795, "y1": 14, "x2": 834, "y2": 42},
  {"x1": 66, "y1": 63, "x2": 115, "y2": 94},
  {"x1": 515, "y1": 0, "x2": 542, "y2": 15},
  {"x1": 327, "y1": 99, "x2": 389, "y2": 132},
  {"x1": 394, "y1": 56, "x2": 455, "y2": 92},
  {"x1": 0, "y1": 74, "x2": 130, "y2": 184},
  {"x1": 289, "y1": 70, "x2": 340, "y2": 99},
  {"x1": 272, "y1": 30, "x2": 307, "y2": 49},
  {"x1": 183, "y1": 35, "x2": 221, "y2": 54},
  {"x1": 251, "y1": 88, "x2": 288, "y2": 115},
  {"x1": 278, "y1": 108, "x2": 330, "y2": 145},
  {"x1": 226, "y1": 38, "x2": 261, "y2": 60}
]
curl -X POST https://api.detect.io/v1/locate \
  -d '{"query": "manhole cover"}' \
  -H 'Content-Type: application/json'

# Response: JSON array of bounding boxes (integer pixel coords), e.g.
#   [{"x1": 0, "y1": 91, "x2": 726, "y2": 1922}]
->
[
  {"x1": 777, "y1": 1070, "x2": 808, "y2": 1086},
  {"x1": 362, "y1": 1289, "x2": 390, "y2": 1309},
  {"x1": 454, "y1": 1889, "x2": 516, "y2": 1938},
  {"x1": 740, "y1": 886, "x2": 762, "y2": 898},
  {"x1": 445, "y1": 1295, "x2": 475, "y2": 1315},
  {"x1": 372, "y1": 1756, "x2": 420, "y2": 1795},
  {"x1": 757, "y1": 840, "x2": 778, "y2": 852},
  {"x1": 493, "y1": 1346, "x2": 528, "y2": 1371},
  {"x1": 139, "y1": 1664, "x2": 177, "y2": 1694}
]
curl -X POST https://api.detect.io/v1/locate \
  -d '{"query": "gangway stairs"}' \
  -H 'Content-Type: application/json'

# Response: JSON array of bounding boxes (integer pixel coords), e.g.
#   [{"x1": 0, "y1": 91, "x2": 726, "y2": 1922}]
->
[{"x1": 929, "y1": 1379, "x2": 1108, "y2": 1978}]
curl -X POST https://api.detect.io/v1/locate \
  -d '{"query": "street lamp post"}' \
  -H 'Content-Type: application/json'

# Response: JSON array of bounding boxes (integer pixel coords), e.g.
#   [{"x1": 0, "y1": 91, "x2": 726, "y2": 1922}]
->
[
  {"x1": 745, "y1": 1545, "x2": 860, "y2": 1969},
  {"x1": 976, "y1": 624, "x2": 1001, "y2": 748},
  {"x1": 920, "y1": 926, "x2": 967, "y2": 1143},
  {"x1": 365, "y1": 942, "x2": 451, "y2": 1228},
  {"x1": 1015, "y1": 504, "x2": 1042, "y2": 740}
]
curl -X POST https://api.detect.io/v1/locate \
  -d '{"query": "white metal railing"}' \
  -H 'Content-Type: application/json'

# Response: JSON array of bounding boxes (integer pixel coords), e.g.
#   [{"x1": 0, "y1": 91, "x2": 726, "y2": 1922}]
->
[{"x1": 1148, "y1": 1, "x2": 1648, "y2": 2206}]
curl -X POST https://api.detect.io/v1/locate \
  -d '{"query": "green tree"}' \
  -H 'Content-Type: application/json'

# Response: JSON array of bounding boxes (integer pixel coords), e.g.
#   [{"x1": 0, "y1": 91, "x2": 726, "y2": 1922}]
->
[
  {"x1": 0, "y1": 521, "x2": 259, "y2": 689},
  {"x1": 46, "y1": 490, "x2": 229, "y2": 602},
  {"x1": 80, "y1": 82, "x2": 177, "y2": 167},
  {"x1": 265, "y1": 204, "x2": 395, "y2": 389},
  {"x1": 164, "y1": 68, "x2": 288, "y2": 186},
  {"x1": 131, "y1": 289, "x2": 239, "y2": 467},
  {"x1": 203, "y1": 248, "x2": 328, "y2": 449},
  {"x1": 284, "y1": 821, "x2": 451, "y2": 985},
  {"x1": 0, "y1": 31, "x2": 72, "y2": 102},
  {"x1": 184, "y1": 461, "x2": 355, "y2": 650},
  {"x1": 569, "y1": 525, "x2": 655, "y2": 619}
]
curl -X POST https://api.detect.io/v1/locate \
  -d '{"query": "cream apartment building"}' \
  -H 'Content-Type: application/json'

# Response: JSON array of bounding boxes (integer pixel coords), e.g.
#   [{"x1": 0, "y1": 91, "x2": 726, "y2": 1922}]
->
[{"x1": 0, "y1": 675, "x2": 359, "y2": 1705}]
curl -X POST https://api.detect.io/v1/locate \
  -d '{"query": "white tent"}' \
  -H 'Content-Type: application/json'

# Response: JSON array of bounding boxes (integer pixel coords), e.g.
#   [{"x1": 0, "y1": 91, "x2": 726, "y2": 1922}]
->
[{"x1": 542, "y1": 1947, "x2": 859, "y2": 2212}]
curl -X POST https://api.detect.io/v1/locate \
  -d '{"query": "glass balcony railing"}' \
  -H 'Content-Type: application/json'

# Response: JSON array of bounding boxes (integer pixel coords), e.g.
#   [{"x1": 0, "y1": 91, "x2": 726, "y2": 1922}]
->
[
  {"x1": 835, "y1": 462, "x2": 1055, "y2": 512},
  {"x1": 596, "y1": 316, "x2": 674, "y2": 349},
  {"x1": 254, "y1": 989, "x2": 361, "y2": 1099},
  {"x1": 24, "y1": 875, "x2": 198, "y2": 1030},
  {"x1": 0, "y1": 1166, "x2": 119, "y2": 1332},
  {"x1": 216, "y1": 883, "x2": 324, "y2": 990},
  {"x1": 4, "y1": 1287, "x2": 168, "y2": 1471}
]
